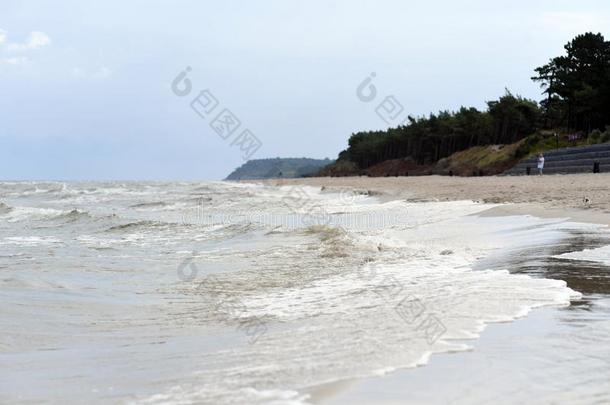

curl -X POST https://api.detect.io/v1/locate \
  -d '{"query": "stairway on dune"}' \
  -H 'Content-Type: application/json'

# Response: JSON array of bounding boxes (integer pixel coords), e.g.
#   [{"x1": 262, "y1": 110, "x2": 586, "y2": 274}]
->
[{"x1": 504, "y1": 142, "x2": 610, "y2": 175}]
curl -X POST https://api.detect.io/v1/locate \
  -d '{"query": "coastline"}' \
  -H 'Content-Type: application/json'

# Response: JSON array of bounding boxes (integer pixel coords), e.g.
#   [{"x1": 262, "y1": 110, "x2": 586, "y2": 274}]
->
[
  {"x1": 251, "y1": 174, "x2": 610, "y2": 404},
  {"x1": 3, "y1": 179, "x2": 609, "y2": 403},
  {"x1": 309, "y1": 227, "x2": 610, "y2": 404},
  {"x1": 257, "y1": 173, "x2": 610, "y2": 226}
]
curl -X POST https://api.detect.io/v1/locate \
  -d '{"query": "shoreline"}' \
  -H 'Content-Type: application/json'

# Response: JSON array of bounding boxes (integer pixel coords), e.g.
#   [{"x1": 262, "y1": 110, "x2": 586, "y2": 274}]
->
[
  {"x1": 251, "y1": 174, "x2": 610, "y2": 404},
  {"x1": 256, "y1": 173, "x2": 610, "y2": 227},
  {"x1": 308, "y1": 226, "x2": 610, "y2": 404}
]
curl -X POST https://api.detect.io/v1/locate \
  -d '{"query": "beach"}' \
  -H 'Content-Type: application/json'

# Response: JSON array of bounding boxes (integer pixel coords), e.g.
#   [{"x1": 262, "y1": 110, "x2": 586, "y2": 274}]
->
[
  {"x1": 1, "y1": 178, "x2": 610, "y2": 404},
  {"x1": 263, "y1": 173, "x2": 610, "y2": 225},
  {"x1": 260, "y1": 174, "x2": 610, "y2": 404},
  {"x1": 5, "y1": 1, "x2": 610, "y2": 403}
]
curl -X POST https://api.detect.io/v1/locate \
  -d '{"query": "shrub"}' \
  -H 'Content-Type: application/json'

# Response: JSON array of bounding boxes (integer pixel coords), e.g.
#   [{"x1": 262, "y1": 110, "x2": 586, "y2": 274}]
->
[
  {"x1": 589, "y1": 129, "x2": 602, "y2": 143},
  {"x1": 514, "y1": 133, "x2": 542, "y2": 159}
]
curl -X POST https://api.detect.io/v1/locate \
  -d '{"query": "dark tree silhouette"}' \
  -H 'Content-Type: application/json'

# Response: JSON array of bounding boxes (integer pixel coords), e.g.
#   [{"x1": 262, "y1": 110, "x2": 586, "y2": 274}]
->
[
  {"x1": 333, "y1": 33, "x2": 610, "y2": 172},
  {"x1": 533, "y1": 32, "x2": 610, "y2": 132},
  {"x1": 339, "y1": 92, "x2": 540, "y2": 169}
]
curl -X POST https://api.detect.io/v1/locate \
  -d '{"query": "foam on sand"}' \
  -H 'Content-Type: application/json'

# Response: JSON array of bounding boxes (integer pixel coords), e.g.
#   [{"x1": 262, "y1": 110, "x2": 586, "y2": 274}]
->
[
  {"x1": 554, "y1": 245, "x2": 610, "y2": 266},
  {"x1": 133, "y1": 187, "x2": 591, "y2": 405}
]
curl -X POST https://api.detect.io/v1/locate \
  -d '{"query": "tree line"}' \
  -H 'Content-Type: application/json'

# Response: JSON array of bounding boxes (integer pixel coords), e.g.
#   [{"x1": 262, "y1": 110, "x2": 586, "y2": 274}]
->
[{"x1": 337, "y1": 33, "x2": 610, "y2": 170}]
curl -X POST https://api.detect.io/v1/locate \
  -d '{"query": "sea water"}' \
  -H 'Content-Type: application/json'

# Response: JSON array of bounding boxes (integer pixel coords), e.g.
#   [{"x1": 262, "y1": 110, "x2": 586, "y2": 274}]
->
[{"x1": 0, "y1": 181, "x2": 607, "y2": 404}]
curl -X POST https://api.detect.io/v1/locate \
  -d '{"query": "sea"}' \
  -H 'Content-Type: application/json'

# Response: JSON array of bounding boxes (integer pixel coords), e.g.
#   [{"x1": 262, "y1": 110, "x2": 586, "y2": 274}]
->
[{"x1": 1, "y1": 181, "x2": 609, "y2": 404}]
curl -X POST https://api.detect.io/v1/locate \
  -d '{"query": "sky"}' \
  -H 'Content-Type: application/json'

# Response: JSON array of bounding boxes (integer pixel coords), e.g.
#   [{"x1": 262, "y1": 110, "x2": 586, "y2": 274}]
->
[{"x1": 1, "y1": 0, "x2": 610, "y2": 180}]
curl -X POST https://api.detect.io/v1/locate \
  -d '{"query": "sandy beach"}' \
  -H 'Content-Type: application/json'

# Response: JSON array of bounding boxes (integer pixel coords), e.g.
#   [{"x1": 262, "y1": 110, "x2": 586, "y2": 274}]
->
[
  {"x1": 6, "y1": 1, "x2": 610, "y2": 403},
  {"x1": 262, "y1": 173, "x2": 610, "y2": 226}
]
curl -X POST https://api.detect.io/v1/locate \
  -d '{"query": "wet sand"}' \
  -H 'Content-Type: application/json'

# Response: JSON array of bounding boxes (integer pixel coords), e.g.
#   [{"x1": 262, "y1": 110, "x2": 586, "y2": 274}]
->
[{"x1": 310, "y1": 229, "x2": 610, "y2": 404}]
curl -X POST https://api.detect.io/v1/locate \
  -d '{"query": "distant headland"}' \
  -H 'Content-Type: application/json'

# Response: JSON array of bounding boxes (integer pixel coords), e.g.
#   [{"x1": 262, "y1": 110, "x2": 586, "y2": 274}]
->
[{"x1": 225, "y1": 158, "x2": 334, "y2": 180}]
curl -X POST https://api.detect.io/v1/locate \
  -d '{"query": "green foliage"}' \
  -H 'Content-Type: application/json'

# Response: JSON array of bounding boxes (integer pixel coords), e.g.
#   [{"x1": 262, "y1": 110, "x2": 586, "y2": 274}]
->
[
  {"x1": 589, "y1": 129, "x2": 602, "y2": 142},
  {"x1": 339, "y1": 92, "x2": 540, "y2": 169},
  {"x1": 514, "y1": 134, "x2": 542, "y2": 159},
  {"x1": 533, "y1": 32, "x2": 610, "y2": 132},
  {"x1": 331, "y1": 32, "x2": 610, "y2": 173},
  {"x1": 435, "y1": 142, "x2": 525, "y2": 176},
  {"x1": 601, "y1": 127, "x2": 610, "y2": 143},
  {"x1": 514, "y1": 129, "x2": 609, "y2": 160},
  {"x1": 225, "y1": 158, "x2": 334, "y2": 180},
  {"x1": 487, "y1": 90, "x2": 541, "y2": 143}
]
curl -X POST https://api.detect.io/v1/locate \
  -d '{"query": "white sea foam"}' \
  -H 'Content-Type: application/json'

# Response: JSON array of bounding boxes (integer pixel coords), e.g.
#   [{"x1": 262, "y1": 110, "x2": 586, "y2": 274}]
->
[
  {"x1": 0, "y1": 181, "x2": 603, "y2": 405},
  {"x1": 0, "y1": 205, "x2": 66, "y2": 222},
  {"x1": 1, "y1": 236, "x2": 62, "y2": 246},
  {"x1": 554, "y1": 245, "x2": 610, "y2": 266},
  {"x1": 133, "y1": 188, "x2": 590, "y2": 405}
]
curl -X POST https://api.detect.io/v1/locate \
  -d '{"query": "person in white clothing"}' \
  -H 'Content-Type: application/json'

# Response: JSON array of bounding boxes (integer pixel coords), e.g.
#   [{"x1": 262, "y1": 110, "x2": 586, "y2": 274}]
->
[{"x1": 537, "y1": 153, "x2": 545, "y2": 175}]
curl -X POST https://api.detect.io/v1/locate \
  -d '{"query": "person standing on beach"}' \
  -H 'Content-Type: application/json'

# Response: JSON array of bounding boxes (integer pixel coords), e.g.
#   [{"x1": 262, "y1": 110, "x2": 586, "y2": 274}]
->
[{"x1": 537, "y1": 153, "x2": 545, "y2": 175}]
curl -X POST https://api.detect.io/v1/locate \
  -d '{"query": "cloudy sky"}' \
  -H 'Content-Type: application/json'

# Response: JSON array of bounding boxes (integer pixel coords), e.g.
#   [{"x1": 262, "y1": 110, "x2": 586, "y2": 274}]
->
[{"x1": 2, "y1": 0, "x2": 609, "y2": 180}]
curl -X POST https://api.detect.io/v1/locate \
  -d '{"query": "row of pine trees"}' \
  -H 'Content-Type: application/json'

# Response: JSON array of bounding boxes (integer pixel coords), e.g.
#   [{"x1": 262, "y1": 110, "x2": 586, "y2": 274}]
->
[{"x1": 339, "y1": 33, "x2": 610, "y2": 169}]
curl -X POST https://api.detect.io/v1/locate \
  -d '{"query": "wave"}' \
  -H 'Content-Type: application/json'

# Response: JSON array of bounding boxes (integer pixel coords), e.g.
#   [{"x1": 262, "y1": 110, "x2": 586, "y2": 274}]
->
[
  {"x1": 304, "y1": 225, "x2": 353, "y2": 258},
  {"x1": 52, "y1": 208, "x2": 92, "y2": 222},
  {"x1": 0, "y1": 182, "x2": 67, "y2": 197},
  {"x1": 105, "y1": 220, "x2": 168, "y2": 233},
  {"x1": 0, "y1": 206, "x2": 65, "y2": 222},
  {"x1": 0, "y1": 205, "x2": 104, "y2": 224},
  {"x1": 139, "y1": 201, "x2": 595, "y2": 405},
  {"x1": 103, "y1": 219, "x2": 200, "y2": 233},
  {"x1": 1, "y1": 236, "x2": 62, "y2": 246},
  {"x1": 192, "y1": 185, "x2": 214, "y2": 192},
  {"x1": 5, "y1": 181, "x2": 607, "y2": 405},
  {"x1": 0, "y1": 202, "x2": 13, "y2": 214},
  {"x1": 129, "y1": 197, "x2": 213, "y2": 212},
  {"x1": 129, "y1": 201, "x2": 170, "y2": 209},
  {"x1": 182, "y1": 196, "x2": 213, "y2": 204}
]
